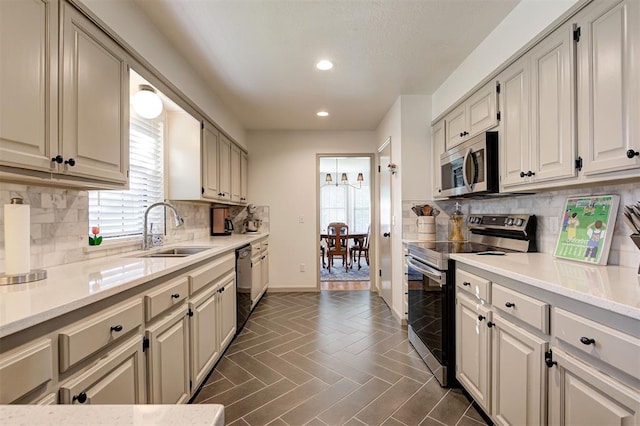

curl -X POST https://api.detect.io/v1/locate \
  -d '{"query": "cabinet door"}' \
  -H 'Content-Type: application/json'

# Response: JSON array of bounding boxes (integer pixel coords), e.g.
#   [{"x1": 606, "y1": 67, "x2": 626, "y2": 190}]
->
[
  {"x1": 219, "y1": 275, "x2": 237, "y2": 351},
  {"x1": 0, "y1": 339, "x2": 52, "y2": 404},
  {"x1": 60, "y1": 3, "x2": 129, "y2": 184},
  {"x1": 59, "y1": 336, "x2": 145, "y2": 404},
  {"x1": 549, "y1": 349, "x2": 640, "y2": 426},
  {"x1": 202, "y1": 122, "x2": 220, "y2": 199},
  {"x1": 491, "y1": 314, "x2": 547, "y2": 426},
  {"x1": 261, "y1": 251, "x2": 269, "y2": 295},
  {"x1": 240, "y1": 151, "x2": 248, "y2": 203},
  {"x1": 456, "y1": 293, "x2": 491, "y2": 412},
  {"x1": 445, "y1": 104, "x2": 467, "y2": 149},
  {"x1": 189, "y1": 287, "x2": 219, "y2": 391},
  {"x1": 146, "y1": 306, "x2": 190, "y2": 404},
  {"x1": 432, "y1": 120, "x2": 445, "y2": 198},
  {"x1": 218, "y1": 134, "x2": 232, "y2": 200},
  {"x1": 577, "y1": 0, "x2": 640, "y2": 175},
  {"x1": 251, "y1": 256, "x2": 262, "y2": 308},
  {"x1": 529, "y1": 22, "x2": 576, "y2": 183},
  {"x1": 499, "y1": 55, "x2": 531, "y2": 188},
  {"x1": 230, "y1": 143, "x2": 242, "y2": 202},
  {"x1": 0, "y1": 0, "x2": 56, "y2": 173},
  {"x1": 467, "y1": 81, "x2": 498, "y2": 138}
]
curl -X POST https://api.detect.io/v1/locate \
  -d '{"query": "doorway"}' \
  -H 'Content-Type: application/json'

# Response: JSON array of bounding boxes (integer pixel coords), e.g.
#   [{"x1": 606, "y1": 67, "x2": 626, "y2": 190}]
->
[{"x1": 317, "y1": 155, "x2": 373, "y2": 291}]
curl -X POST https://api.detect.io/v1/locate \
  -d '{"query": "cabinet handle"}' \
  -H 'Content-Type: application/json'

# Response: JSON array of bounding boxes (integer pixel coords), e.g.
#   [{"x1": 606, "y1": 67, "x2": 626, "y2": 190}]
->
[
  {"x1": 64, "y1": 158, "x2": 76, "y2": 167},
  {"x1": 526, "y1": 170, "x2": 535, "y2": 177},
  {"x1": 520, "y1": 171, "x2": 526, "y2": 178},
  {"x1": 545, "y1": 353, "x2": 557, "y2": 368},
  {"x1": 383, "y1": 232, "x2": 390, "y2": 237},
  {"x1": 477, "y1": 315, "x2": 485, "y2": 321},
  {"x1": 110, "y1": 325, "x2": 123, "y2": 332},
  {"x1": 487, "y1": 321, "x2": 495, "y2": 328},
  {"x1": 459, "y1": 132, "x2": 464, "y2": 137},
  {"x1": 626, "y1": 149, "x2": 639, "y2": 159},
  {"x1": 580, "y1": 337, "x2": 595, "y2": 345},
  {"x1": 51, "y1": 155, "x2": 63, "y2": 164},
  {"x1": 505, "y1": 302, "x2": 515, "y2": 308},
  {"x1": 463, "y1": 131, "x2": 469, "y2": 136},
  {"x1": 171, "y1": 293, "x2": 180, "y2": 299},
  {"x1": 72, "y1": 392, "x2": 88, "y2": 404},
  {"x1": 462, "y1": 281, "x2": 471, "y2": 286}
]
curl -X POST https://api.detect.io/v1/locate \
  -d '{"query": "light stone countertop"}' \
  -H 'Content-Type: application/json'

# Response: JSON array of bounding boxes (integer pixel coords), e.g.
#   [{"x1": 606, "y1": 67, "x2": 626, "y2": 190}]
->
[
  {"x1": 0, "y1": 234, "x2": 268, "y2": 338},
  {"x1": 0, "y1": 404, "x2": 224, "y2": 425},
  {"x1": 450, "y1": 252, "x2": 640, "y2": 320}
]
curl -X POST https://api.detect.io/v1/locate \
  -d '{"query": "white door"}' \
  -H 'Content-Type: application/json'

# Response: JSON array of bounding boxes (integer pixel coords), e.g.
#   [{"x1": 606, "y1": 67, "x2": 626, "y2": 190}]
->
[{"x1": 378, "y1": 139, "x2": 392, "y2": 307}]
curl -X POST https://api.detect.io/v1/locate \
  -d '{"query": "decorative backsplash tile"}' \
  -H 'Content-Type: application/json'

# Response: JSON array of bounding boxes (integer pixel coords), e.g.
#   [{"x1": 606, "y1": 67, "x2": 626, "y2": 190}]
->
[{"x1": 403, "y1": 181, "x2": 640, "y2": 268}]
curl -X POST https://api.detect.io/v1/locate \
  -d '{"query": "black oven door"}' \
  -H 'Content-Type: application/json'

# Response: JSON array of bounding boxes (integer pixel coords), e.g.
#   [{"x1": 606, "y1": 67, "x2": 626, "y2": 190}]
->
[{"x1": 406, "y1": 255, "x2": 455, "y2": 387}]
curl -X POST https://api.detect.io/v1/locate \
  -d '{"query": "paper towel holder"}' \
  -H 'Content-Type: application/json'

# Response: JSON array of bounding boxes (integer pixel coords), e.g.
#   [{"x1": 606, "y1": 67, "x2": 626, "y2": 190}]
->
[{"x1": 1, "y1": 197, "x2": 47, "y2": 285}]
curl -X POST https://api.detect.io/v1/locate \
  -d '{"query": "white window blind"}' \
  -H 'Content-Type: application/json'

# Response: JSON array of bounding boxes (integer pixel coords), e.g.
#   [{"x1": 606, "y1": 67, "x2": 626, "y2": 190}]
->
[
  {"x1": 89, "y1": 116, "x2": 164, "y2": 238},
  {"x1": 319, "y1": 184, "x2": 370, "y2": 234}
]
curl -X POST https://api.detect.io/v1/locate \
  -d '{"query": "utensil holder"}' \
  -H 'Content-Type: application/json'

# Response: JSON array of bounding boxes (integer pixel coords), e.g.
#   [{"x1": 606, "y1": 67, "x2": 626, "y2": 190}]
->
[{"x1": 631, "y1": 234, "x2": 640, "y2": 274}]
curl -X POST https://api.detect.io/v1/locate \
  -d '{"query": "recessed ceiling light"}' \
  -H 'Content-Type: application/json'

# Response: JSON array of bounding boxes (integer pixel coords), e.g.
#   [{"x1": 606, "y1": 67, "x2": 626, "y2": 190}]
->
[
  {"x1": 317, "y1": 111, "x2": 329, "y2": 117},
  {"x1": 316, "y1": 60, "x2": 333, "y2": 70}
]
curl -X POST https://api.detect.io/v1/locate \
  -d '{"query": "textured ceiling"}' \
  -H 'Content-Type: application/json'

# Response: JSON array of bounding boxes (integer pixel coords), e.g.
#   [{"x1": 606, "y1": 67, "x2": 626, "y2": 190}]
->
[{"x1": 134, "y1": 0, "x2": 519, "y2": 131}]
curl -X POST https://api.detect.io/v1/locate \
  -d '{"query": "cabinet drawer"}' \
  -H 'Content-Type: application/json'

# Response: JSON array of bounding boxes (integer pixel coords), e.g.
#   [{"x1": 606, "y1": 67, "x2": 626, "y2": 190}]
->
[
  {"x1": 189, "y1": 253, "x2": 235, "y2": 295},
  {"x1": 59, "y1": 299, "x2": 142, "y2": 372},
  {"x1": 145, "y1": 276, "x2": 189, "y2": 322},
  {"x1": 553, "y1": 308, "x2": 640, "y2": 378},
  {"x1": 456, "y1": 269, "x2": 491, "y2": 302},
  {"x1": 492, "y1": 284, "x2": 549, "y2": 333},
  {"x1": 0, "y1": 340, "x2": 52, "y2": 403},
  {"x1": 251, "y1": 241, "x2": 262, "y2": 253}
]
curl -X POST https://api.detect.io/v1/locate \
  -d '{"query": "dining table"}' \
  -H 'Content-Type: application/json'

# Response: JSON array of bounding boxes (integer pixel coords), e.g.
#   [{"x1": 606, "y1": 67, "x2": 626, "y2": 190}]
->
[{"x1": 320, "y1": 232, "x2": 368, "y2": 269}]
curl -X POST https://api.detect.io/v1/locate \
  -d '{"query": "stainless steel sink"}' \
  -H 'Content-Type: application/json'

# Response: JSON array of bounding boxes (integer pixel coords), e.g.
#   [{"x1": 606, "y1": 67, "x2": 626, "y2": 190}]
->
[{"x1": 134, "y1": 247, "x2": 212, "y2": 258}]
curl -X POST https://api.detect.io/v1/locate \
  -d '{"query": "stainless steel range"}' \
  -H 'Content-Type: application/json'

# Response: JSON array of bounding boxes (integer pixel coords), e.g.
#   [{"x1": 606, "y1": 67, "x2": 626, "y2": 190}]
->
[{"x1": 406, "y1": 214, "x2": 536, "y2": 387}]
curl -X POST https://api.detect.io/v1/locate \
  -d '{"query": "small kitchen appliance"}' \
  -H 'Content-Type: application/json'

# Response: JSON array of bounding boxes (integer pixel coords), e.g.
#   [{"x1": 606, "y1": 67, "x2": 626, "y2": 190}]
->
[
  {"x1": 211, "y1": 207, "x2": 234, "y2": 236},
  {"x1": 406, "y1": 213, "x2": 536, "y2": 387}
]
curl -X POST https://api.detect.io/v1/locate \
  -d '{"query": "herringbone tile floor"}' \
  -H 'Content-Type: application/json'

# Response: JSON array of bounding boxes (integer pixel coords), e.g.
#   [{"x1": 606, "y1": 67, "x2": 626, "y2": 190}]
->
[{"x1": 193, "y1": 291, "x2": 488, "y2": 426}]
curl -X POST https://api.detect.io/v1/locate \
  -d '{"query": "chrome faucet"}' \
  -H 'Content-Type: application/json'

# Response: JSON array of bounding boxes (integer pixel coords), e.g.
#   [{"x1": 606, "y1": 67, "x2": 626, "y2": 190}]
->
[{"x1": 143, "y1": 201, "x2": 185, "y2": 250}]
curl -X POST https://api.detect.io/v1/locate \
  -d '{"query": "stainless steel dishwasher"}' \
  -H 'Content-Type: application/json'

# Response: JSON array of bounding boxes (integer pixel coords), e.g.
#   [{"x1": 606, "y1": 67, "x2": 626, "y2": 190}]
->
[{"x1": 235, "y1": 244, "x2": 252, "y2": 334}]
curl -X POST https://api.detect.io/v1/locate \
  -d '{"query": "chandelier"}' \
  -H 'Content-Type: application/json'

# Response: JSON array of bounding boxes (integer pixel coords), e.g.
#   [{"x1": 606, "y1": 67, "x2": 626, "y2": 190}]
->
[{"x1": 322, "y1": 158, "x2": 364, "y2": 189}]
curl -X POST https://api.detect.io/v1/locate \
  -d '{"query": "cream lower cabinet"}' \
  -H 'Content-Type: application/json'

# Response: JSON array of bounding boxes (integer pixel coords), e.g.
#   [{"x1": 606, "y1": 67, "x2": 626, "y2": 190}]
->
[
  {"x1": 189, "y1": 285, "x2": 219, "y2": 391},
  {"x1": 219, "y1": 274, "x2": 237, "y2": 351},
  {"x1": 549, "y1": 349, "x2": 640, "y2": 425},
  {"x1": 0, "y1": 339, "x2": 53, "y2": 404},
  {"x1": 491, "y1": 313, "x2": 547, "y2": 426},
  {"x1": 59, "y1": 335, "x2": 145, "y2": 404},
  {"x1": 145, "y1": 306, "x2": 190, "y2": 404}
]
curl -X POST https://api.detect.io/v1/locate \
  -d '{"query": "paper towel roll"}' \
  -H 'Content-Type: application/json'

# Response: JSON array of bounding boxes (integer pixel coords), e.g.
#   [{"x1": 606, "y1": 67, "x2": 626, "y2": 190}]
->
[{"x1": 4, "y1": 199, "x2": 30, "y2": 275}]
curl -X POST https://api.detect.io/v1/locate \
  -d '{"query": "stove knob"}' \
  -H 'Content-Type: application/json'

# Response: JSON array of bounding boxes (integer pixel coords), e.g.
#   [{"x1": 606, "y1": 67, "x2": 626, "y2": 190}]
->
[
  {"x1": 515, "y1": 218, "x2": 524, "y2": 227},
  {"x1": 506, "y1": 218, "x2": 514, "y2": 226},
  {"x1": 474, "y1": 217, "x2": 481, "y2": 224}
]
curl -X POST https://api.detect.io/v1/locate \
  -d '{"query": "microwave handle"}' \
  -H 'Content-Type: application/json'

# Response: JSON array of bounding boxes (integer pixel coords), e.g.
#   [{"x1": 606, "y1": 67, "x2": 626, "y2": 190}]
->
[{"x1": 462, "y1": 148, "x2": 474, "y2": 192}]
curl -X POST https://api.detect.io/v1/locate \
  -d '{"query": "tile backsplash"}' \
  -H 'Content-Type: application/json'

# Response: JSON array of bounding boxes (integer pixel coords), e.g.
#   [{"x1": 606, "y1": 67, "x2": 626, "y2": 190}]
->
[
  {"x1": 0, "y1": 182, "x2": 263, "y2": 272},
  {"x1": 403, "y1": 181, "x2": 640, "y2": 268}
]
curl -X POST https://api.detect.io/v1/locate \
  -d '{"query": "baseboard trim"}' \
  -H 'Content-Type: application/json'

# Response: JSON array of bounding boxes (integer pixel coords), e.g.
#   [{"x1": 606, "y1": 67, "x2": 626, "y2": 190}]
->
[{"x1": 267, "y1": 287, "x2": 319, "y2": 293}]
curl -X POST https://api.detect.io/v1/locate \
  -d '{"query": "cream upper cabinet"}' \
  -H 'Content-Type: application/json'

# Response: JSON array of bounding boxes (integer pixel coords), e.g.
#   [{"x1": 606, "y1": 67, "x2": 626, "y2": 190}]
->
[
  {"x1": 218, "y1": 134, "x2": 232, "y2": 200},
  {"x1": 549, "y1": 348, "x2": 640, "y2": 426},
  {"x1": 575, "y1": 0, "x2": 640, "y2": 176},
  {"x1": 230, "y1": 143, "x2": 242, "y2": 203},
  {"x1": 60, "y1": 2, "x2": 129, "y2": 184},
  {"x1": 432, "y1": 119, "x2": 446, "y2": 198},
  {"x1": 0, "y1": 0, "x2": 57, "y2": 173},
  {"x1": 498, "y1": 55, "x2": 531, "y2": 188},
  {"x1": 445, "y1": 81, "x2": 498, "y2": 150},
  {"x1": 240, "y1": 151, "x2": 248, "y2": 203},
  {"x1": 202, "y1": 122, "x2": 220, "y2": 199}
]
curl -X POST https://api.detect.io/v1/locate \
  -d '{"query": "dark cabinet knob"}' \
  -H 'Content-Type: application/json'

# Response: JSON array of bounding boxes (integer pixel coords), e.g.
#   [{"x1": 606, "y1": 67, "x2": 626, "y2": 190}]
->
[
  {"x1": 520, "y1": 171, "x2": 526, "y2": 178},
  {"x1": 478, "y1": 315, "x2": 485, "y2": 321},
  {"x1": 487, "y1": 321, "x2": 495, "y2": 328},
  {"x1": 505, "y1": 302, "x2": 515, "y2": 308},
  {"x1": 463, "y1": 131, "x2": 469, "y2": 136},
  {"x1": 110, "y1": 325, "x2": 123, "y2": 332},
  {"x1": 627, "y1": 149, "x2": 639, "y2": 159},
  {"x1": 171, "y1": 293, "x2": 180, "y2": 299},
  {"x1": 72, "y1": 392, "x2": 88, "y2": 404},
  {"x1": 383, "y1": 232, "x2": 390, "y2": 237},
  {"x1": 459, "y1": 132, "x2": 464, "y2": 137},
  {"x1": 526, "y1": 170, "x2": 535, "y2": 177},
  {"x1": 545, "y1": 354, "x2": 557, "y2": 368},
  {"x1": 51, "y1": 155, "x2": 63, "y2": 164},
  {"x1": 65, "y1": 158, "x2": 76, "y2": 167},
  {"x1": 580, "y1": 337, "x2": 595, "y2": 345},
  {"x1": 462, "y1": 281, "x2": 471, "y2": 286},
  {"x1": 201, "y1": 187, "x2": 205, "y2": 194}
]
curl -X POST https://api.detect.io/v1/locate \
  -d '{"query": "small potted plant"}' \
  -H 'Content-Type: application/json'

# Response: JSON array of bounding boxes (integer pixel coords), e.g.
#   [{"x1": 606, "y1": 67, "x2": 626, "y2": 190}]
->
[{"x1": 89, "y1": 226, "x2": 102, "y2": 246}]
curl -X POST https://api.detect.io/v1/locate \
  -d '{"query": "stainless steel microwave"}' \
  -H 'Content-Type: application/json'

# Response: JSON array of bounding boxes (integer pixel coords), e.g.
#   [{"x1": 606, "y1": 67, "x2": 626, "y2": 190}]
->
[{"x1": 440, "y1": 131, "x2": 499, "y2": 197}]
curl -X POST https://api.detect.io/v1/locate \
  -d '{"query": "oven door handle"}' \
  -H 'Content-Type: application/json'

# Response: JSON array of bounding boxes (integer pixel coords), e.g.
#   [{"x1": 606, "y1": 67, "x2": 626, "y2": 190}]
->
[
  {"x1": 406, "y1": 257, "x2": 443, "y2": 283},
  {"x1": 462, "y1": 148, "x2": 474, "y2": 192}
]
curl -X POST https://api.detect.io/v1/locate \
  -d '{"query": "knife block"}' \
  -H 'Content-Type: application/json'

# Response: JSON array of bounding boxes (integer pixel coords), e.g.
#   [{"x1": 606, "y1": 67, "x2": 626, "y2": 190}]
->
[{"x1": 631, "y1": 234, "x2": 640, "y2": 274}]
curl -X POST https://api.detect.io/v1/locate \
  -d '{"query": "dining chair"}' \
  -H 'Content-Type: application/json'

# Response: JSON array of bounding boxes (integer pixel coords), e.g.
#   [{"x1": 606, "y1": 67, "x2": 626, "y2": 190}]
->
[
  {"x1": 350, "y1": 225, "x2": 370, "y2": 270},
  {"x1": 326, "y1": 222, "x2": 349, "y2": 272}
]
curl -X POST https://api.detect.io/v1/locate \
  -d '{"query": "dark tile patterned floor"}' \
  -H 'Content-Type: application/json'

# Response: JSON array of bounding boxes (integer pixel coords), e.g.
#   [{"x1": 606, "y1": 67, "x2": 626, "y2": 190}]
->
[{"x1": 192, "y1": 291, "x2": 488, "y2": 426}]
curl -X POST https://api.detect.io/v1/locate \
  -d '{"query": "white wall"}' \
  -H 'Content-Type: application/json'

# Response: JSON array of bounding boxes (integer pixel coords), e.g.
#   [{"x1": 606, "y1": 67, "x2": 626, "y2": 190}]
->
[
  {"x1": 432, "y1": 0, "x2": 579, "y2": 119},
  {"x1": 81, "y1": 0, "x2": 247, "y2": 148},
  {"x1": 247, "y1": 131, "x2": 377, "y2": 290}
]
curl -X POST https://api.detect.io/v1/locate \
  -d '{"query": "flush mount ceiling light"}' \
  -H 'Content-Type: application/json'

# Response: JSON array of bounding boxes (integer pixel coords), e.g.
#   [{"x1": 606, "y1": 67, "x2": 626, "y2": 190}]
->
[
  {"x1": 132, "y1": 84, "x2": 163, "y2": 119},
  {"x1": 316, "y1": 60, "x2": 333, "y2": 70},
  {"x1": 317, "y1": 111, "x2": 329, "y2": 117}
]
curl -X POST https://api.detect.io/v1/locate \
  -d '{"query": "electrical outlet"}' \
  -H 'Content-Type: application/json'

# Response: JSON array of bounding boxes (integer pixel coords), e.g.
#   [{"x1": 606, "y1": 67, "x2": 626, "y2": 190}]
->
[
  {"x1": 299, "y1": 215, "x2": 304, "y2": 223},
  {"x1": 299, "y1": 263, "x2": 305, "y2": 272}
]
